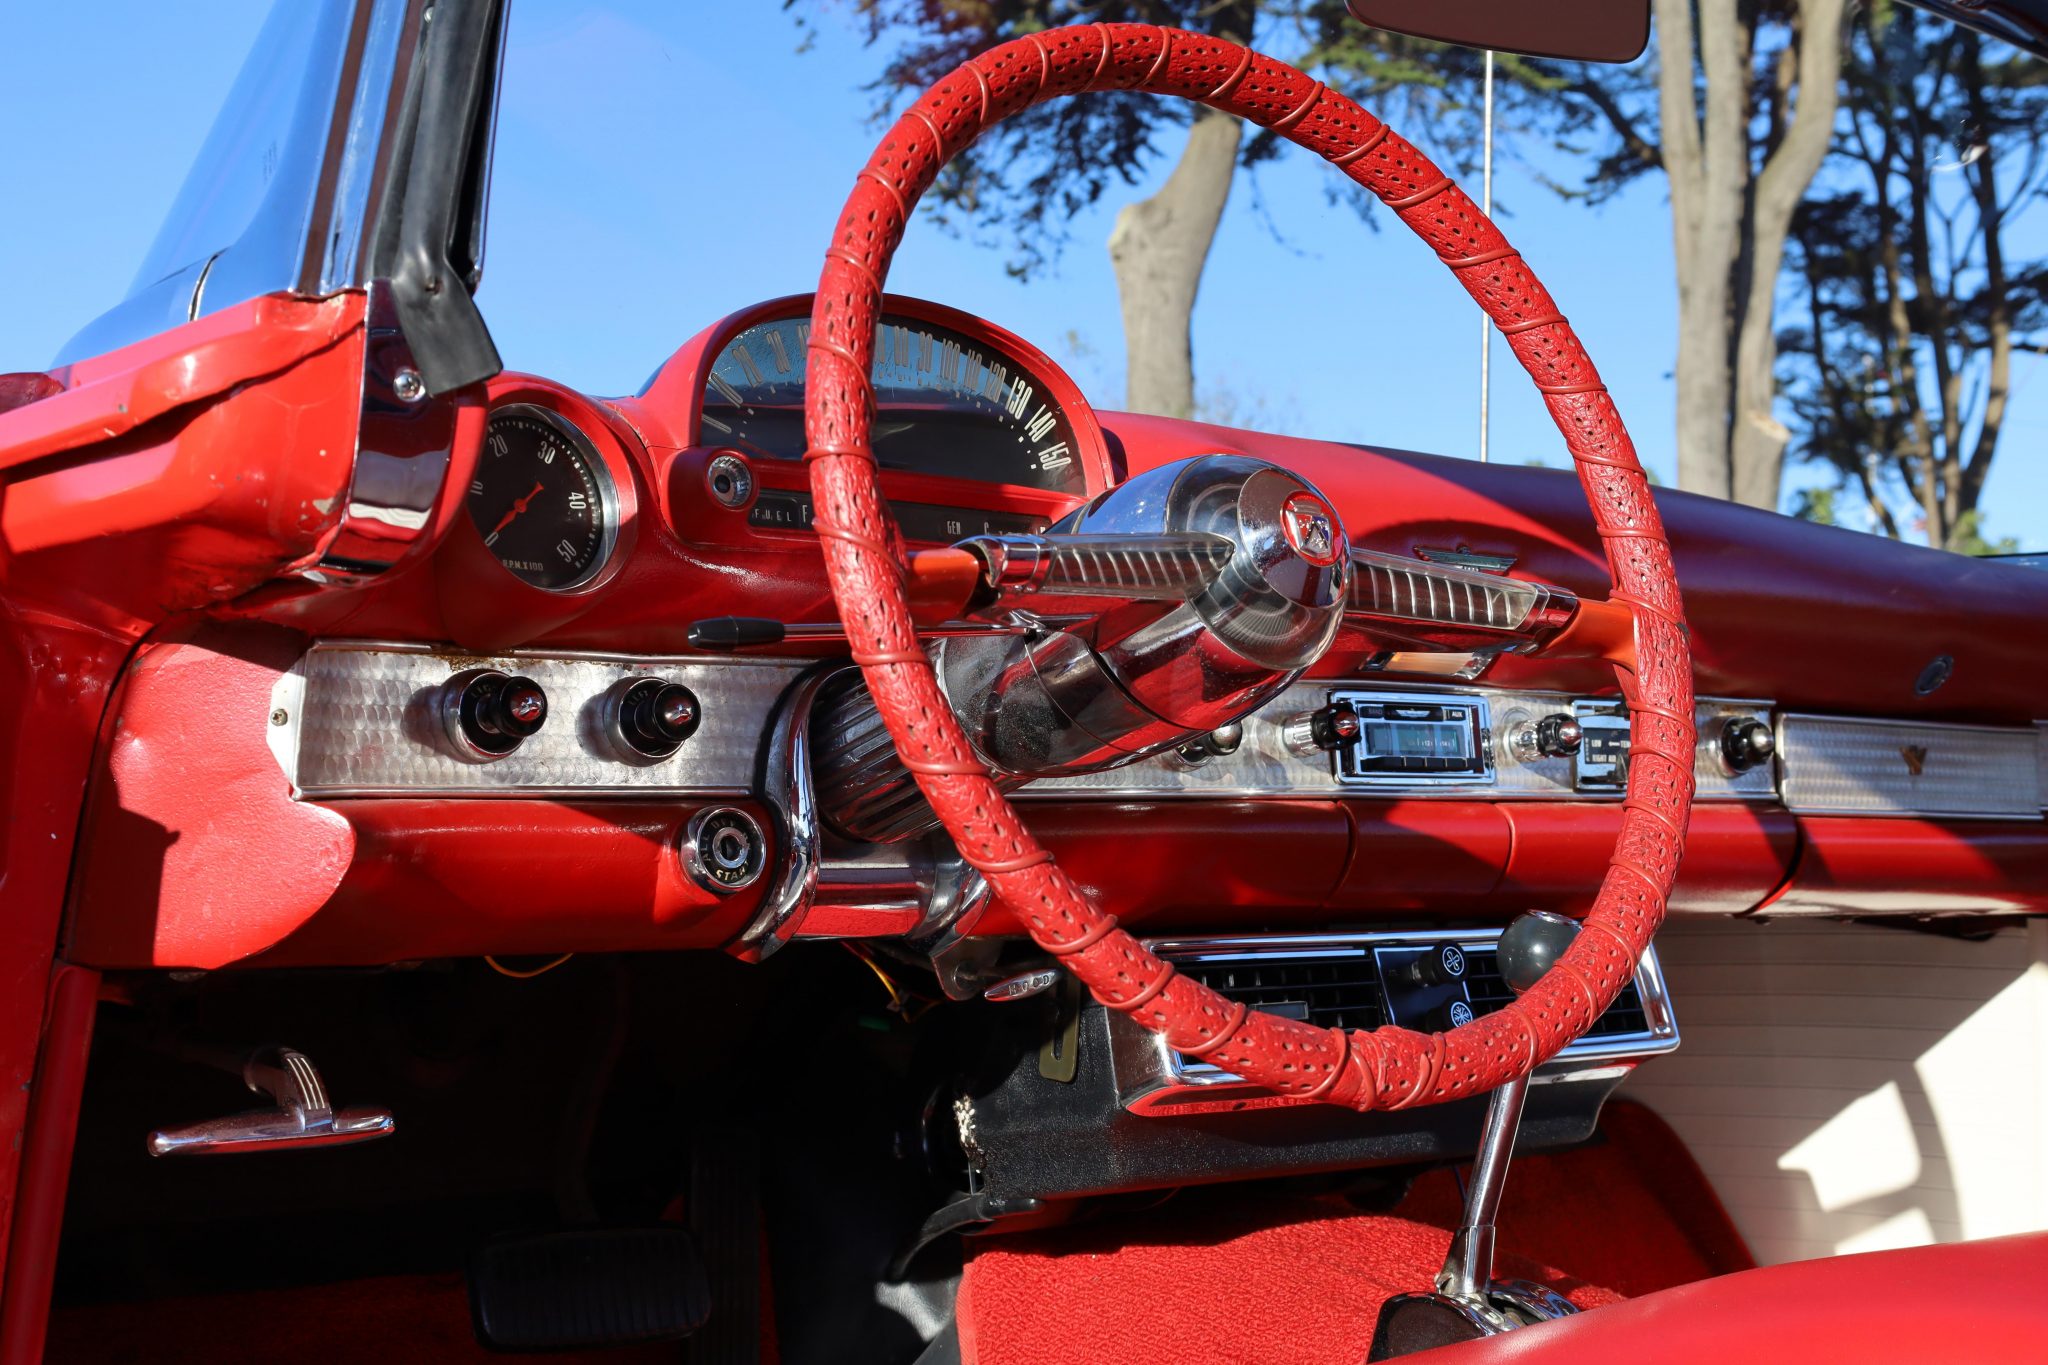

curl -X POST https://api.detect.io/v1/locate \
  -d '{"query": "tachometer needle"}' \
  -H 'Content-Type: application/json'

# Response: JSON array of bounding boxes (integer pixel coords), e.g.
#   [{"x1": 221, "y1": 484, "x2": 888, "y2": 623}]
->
[{"x1": 490, "y1": 481, "x2": 545, "y2": 538}]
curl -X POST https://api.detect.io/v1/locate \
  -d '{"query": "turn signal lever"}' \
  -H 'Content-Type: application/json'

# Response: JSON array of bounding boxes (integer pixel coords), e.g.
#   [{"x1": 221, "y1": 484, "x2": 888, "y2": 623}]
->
[
  {"x1": 954, "y1": 531, "x2": 1237, "y2": 605},
  {"x1": 1369, "y1": 912, "x2": 1587, "y2": 1359}
]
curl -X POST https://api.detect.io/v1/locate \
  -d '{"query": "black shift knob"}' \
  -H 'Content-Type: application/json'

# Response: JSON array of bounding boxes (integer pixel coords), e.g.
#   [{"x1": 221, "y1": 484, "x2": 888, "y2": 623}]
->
[{"x1": 1497, "y1": 911, "x2": 1582, "y2": 996}]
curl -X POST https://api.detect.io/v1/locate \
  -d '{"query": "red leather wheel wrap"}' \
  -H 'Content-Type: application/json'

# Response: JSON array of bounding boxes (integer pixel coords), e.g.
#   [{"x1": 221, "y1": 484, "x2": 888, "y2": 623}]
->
[{"x1": 804, "y1": 24, "x2": 1695, "y2": 1110}]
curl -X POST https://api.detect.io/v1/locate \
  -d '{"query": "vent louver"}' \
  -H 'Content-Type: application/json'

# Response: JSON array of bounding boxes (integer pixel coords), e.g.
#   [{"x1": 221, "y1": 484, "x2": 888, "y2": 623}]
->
[
  {"x1": 1461, "y1": 945, "x2": 1652, "y2": 1040},
  {"x1": 1122, "y1": 931, "x2": 1679, "y2": 1115},
  {"x1": 1176, "y1": 956, "x2": 1390, "y2": 1034}
]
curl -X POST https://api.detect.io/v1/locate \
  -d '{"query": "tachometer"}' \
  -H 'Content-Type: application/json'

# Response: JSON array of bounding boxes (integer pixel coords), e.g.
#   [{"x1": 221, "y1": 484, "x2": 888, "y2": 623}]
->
[
  {"x1": 699, "y1": 312, "x2": 1086, "y2": 493},
  {"x1": 467, "y1": 405, "x2": 617, "y2": 590}
]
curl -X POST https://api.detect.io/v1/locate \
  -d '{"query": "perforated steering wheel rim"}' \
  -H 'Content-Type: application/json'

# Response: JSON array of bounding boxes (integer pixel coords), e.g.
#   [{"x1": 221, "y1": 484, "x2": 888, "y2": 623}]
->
[{"x1": 802, "y1": 24, "x2": 1696, "y2": 1112}]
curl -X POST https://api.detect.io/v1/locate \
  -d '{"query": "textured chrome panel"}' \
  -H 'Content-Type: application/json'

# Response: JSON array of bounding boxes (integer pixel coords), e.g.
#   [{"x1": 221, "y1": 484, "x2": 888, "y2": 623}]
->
[
  {"x1": 1021, "y1": 683, "x2": 1773, "y2": 802},
  {"x1": 2038, "y1": 723, "x2": 2047, "y2": 810},
  {"x1": 1108, "y1": 930, "x2": 1678, "y2": 1115},
  {"x1": 1778, "y1": 713, "x2": 2042, "y2": 820},
  {"x1": 275, "y1": 642, "x2": 814, "y2": 797}
]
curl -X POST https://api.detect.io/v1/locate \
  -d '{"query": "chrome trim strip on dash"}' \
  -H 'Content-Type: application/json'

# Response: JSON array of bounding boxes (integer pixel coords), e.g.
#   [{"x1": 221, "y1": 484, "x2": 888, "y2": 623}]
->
[
  {"x1": 1108, "y1": 928, "x2": 1679, "y2": 1116},
  {"x1": 1020, "y1": 683, "x2": 1774, "y2": 803},
  {"x1": 1778, "y1": 712, "x2": 2043, "y2": 821},
  {"x1": 272, "y1": 641, "x2": 815, "y2": 797},
  {"x1": 2037, "y1": 722, "x2": 2047, "y2": 811}
]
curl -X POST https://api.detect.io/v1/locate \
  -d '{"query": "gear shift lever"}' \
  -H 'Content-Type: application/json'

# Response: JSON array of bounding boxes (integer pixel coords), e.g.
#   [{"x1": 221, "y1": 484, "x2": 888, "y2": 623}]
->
[{"x1": 1368, "y1": 912, "x2": 1585, "y2": 1360}]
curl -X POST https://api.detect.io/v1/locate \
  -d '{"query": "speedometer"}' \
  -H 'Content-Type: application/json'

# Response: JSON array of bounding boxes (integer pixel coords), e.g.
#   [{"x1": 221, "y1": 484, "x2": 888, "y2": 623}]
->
[{"x1": 699, "y1": 312, "x2": 1086, "y2": 494}]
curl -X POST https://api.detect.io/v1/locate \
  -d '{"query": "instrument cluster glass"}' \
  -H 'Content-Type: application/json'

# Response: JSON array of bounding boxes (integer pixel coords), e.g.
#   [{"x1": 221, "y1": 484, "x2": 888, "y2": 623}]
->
[{"x1": 699, "y1": 313, "x2": 1086, "y2": 494}]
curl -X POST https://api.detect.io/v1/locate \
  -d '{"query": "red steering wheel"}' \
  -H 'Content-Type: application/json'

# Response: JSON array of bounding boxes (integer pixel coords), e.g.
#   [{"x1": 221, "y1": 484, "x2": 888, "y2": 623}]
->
[{"x1": 804, "y1": 24, "x2": 1695, "y2": 1111}]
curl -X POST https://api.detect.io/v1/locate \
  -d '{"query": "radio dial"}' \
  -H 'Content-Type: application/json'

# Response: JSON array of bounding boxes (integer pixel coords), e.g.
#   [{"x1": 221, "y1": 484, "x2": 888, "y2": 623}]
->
[
  {"x1": 1718, "y1": 716, "x2": 1775, "y2": 773},
  {"x1": 1514, "y1": 712, "x2": 1584, "y2": 761},
  {"x1": 1283, "y1": 702, "x2": 1360, "y2": 756}
]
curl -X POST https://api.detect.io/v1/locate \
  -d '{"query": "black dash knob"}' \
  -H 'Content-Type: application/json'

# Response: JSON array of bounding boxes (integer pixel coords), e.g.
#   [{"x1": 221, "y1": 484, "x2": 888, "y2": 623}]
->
[
  {"x1": 1497, "y1": 911, "x2": 1583, "y2": 996},
  {"x1": 444, "y1": 669, "x2": 548, "y2": 760},
  {"x1": 613, "y1": 678, "x2": 701, "y2": 761},
  {"x1": 1719, "y1": 716, "x2": 1775, "y2": 773},
  {"x1": 1406, "y1": 942, "x2": 1470, "y2": 987},
  {"x1": 1532, "y1": 713, "x2": 1584, "y2": 759}
]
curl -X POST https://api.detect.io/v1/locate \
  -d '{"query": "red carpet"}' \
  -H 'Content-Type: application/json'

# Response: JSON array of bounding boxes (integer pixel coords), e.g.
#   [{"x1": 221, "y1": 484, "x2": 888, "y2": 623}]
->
[{"x1": 959, "y1": 1100, "x2": 1751, "y2": 1365}]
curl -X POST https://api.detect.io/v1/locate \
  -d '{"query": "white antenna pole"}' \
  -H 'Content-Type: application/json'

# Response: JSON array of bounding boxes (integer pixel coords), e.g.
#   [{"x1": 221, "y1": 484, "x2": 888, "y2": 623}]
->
[{"x1": 1478, "y1": 48, "x2": 1496, "y2": 464}]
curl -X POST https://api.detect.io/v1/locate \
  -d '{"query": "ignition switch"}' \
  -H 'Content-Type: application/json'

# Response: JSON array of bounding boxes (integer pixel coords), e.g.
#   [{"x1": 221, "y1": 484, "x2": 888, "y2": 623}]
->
[{"x1": 681, "y1": 807, "x2": 766, "y2": 895}]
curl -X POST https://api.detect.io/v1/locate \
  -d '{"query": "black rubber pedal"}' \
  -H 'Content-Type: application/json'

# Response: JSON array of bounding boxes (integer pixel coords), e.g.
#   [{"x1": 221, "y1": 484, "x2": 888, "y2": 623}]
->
[{"x1": 469, "y1": 1226, "x2": 710, "y2": 1352}]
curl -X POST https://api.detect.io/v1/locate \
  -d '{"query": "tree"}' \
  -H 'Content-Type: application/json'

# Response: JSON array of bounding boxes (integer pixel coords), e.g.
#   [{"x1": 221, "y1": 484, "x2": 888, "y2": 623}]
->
[
  {"x1": 1779, "y1": 7, "x2": 2048, "y2": 552},
  {"x1": 816, "y1": 1, "x2": 1851, "y2": 517},
  {"x1": 1658, "y1": 0, "x2": 1848, "y2": 508},
  {"x1": 1451, "y1": 1, "x2": 1848, "y2": 506},
  {"x1": 803, "y1": 1, "x2": 1552, "y2": 420}
]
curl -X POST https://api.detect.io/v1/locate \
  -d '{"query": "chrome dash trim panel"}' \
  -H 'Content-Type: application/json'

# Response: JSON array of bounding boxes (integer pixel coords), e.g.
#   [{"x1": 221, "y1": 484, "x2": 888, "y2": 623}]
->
[
  {"x1": 1777, "y1": 712, "x2": 2043, "y2": 820},
  {"x1": 1107, "y1": 929, "x2": 1678, "y2": 1116},
  {"x1": 273, "y1": 641, "x2": 814, "y2": 797},
  {"x1": 2037, "y1": 722, "x2": 2047, "y2": 811},
  {"x1": 1019, "y1": 683, "x2": 1774, "y2": 802}
]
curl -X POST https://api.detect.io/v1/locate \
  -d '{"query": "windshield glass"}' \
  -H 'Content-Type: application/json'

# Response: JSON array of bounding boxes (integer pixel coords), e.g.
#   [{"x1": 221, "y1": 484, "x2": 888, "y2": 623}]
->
[{"x1": 127, "y1": 0, "x2": 332, "y2": 291}]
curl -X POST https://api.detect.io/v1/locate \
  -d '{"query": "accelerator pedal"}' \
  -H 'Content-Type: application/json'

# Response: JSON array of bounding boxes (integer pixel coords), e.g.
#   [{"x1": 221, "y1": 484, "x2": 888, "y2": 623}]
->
[{"x1": 469, "y1": 1226, "x2": 709, "y2": 1352}]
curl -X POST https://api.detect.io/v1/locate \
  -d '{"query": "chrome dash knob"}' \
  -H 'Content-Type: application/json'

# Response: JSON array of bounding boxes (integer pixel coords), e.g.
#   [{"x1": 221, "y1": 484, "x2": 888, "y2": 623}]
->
[{"x1": 1283, "y1": 702, "x2": 1360, "y2": 756}]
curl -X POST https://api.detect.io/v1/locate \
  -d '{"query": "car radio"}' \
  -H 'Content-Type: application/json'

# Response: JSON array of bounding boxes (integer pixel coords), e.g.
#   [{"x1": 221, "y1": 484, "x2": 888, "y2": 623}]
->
[{"x1": 1329, "y1": 689, "x2": 1494, "y2": 788}]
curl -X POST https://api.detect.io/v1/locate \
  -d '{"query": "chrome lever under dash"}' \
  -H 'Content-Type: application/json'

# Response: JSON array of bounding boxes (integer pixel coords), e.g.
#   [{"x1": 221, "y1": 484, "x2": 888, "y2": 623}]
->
[{"x1": 147, "y1": 1046, "x2": 395, "y2": 1157}]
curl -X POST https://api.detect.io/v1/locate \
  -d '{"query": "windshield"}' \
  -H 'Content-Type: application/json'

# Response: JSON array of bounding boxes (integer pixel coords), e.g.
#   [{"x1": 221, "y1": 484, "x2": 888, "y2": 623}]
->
[{"x1": 5, "y1": 2, "x2": 2044, "y2": 556}]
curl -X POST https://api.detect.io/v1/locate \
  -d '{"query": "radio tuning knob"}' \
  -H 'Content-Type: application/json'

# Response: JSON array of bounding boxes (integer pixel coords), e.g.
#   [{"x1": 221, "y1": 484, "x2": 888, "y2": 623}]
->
[
  {"x1": 1283, "y1": 701, "x2": 1360, "y2": 757},
  {"x1": 1719, "y1": 716, "x2": 1775, "y2": 773},
  {"x1": 1514, "y1": 712, "x2": 1583, "y2": 761}
]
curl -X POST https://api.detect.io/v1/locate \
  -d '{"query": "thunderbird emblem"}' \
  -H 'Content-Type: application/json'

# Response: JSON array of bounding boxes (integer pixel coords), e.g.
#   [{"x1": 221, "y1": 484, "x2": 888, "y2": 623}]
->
[
  {"x1": 1280, "y1": 491, "x2": 1341, "y2": 567},
  {"x1": 1900, "y1": 744, "x2": 1929, "y2": 777}
]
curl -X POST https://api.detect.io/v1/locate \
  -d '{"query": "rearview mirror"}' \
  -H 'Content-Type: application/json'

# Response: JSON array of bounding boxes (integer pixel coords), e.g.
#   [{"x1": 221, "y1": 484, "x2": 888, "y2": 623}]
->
[{"x1": 1344, "y1": 0, "x2": 1651, "y2": 63}]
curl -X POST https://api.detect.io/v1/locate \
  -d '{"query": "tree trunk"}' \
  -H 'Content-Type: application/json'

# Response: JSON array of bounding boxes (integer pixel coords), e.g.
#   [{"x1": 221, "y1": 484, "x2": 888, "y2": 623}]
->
[
  {"x1": 1108, "y1": 108, "x2": 1242, "y2": 419},
  {"x1": 1729, "y1": 0, "x2": 1846, "y2": 509},
  {"x1": 1654, "y1": 0, "x2": 1845, "y2": 508},
  {"x1": 1656, "y1": 0, "x2": 1749, "y2": 499}
]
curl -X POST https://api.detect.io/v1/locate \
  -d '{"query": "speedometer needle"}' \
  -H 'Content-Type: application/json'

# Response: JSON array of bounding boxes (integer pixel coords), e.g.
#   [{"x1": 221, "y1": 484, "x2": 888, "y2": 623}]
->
[{"x1": 490, "y1": 481, "x2": 545, "y2": 538}]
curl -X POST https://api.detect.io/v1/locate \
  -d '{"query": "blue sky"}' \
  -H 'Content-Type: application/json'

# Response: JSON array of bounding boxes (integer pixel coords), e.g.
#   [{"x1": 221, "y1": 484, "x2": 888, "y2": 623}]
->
[{"x1": 4, "y1": 1, "x2": 2042, "y2": 549}]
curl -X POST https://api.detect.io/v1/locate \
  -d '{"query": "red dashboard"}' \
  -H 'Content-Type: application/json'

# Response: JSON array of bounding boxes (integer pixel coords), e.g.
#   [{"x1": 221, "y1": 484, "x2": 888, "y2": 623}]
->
[{"x1": 34, "y1": 292, "x2": 2048, "y2": 973}]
